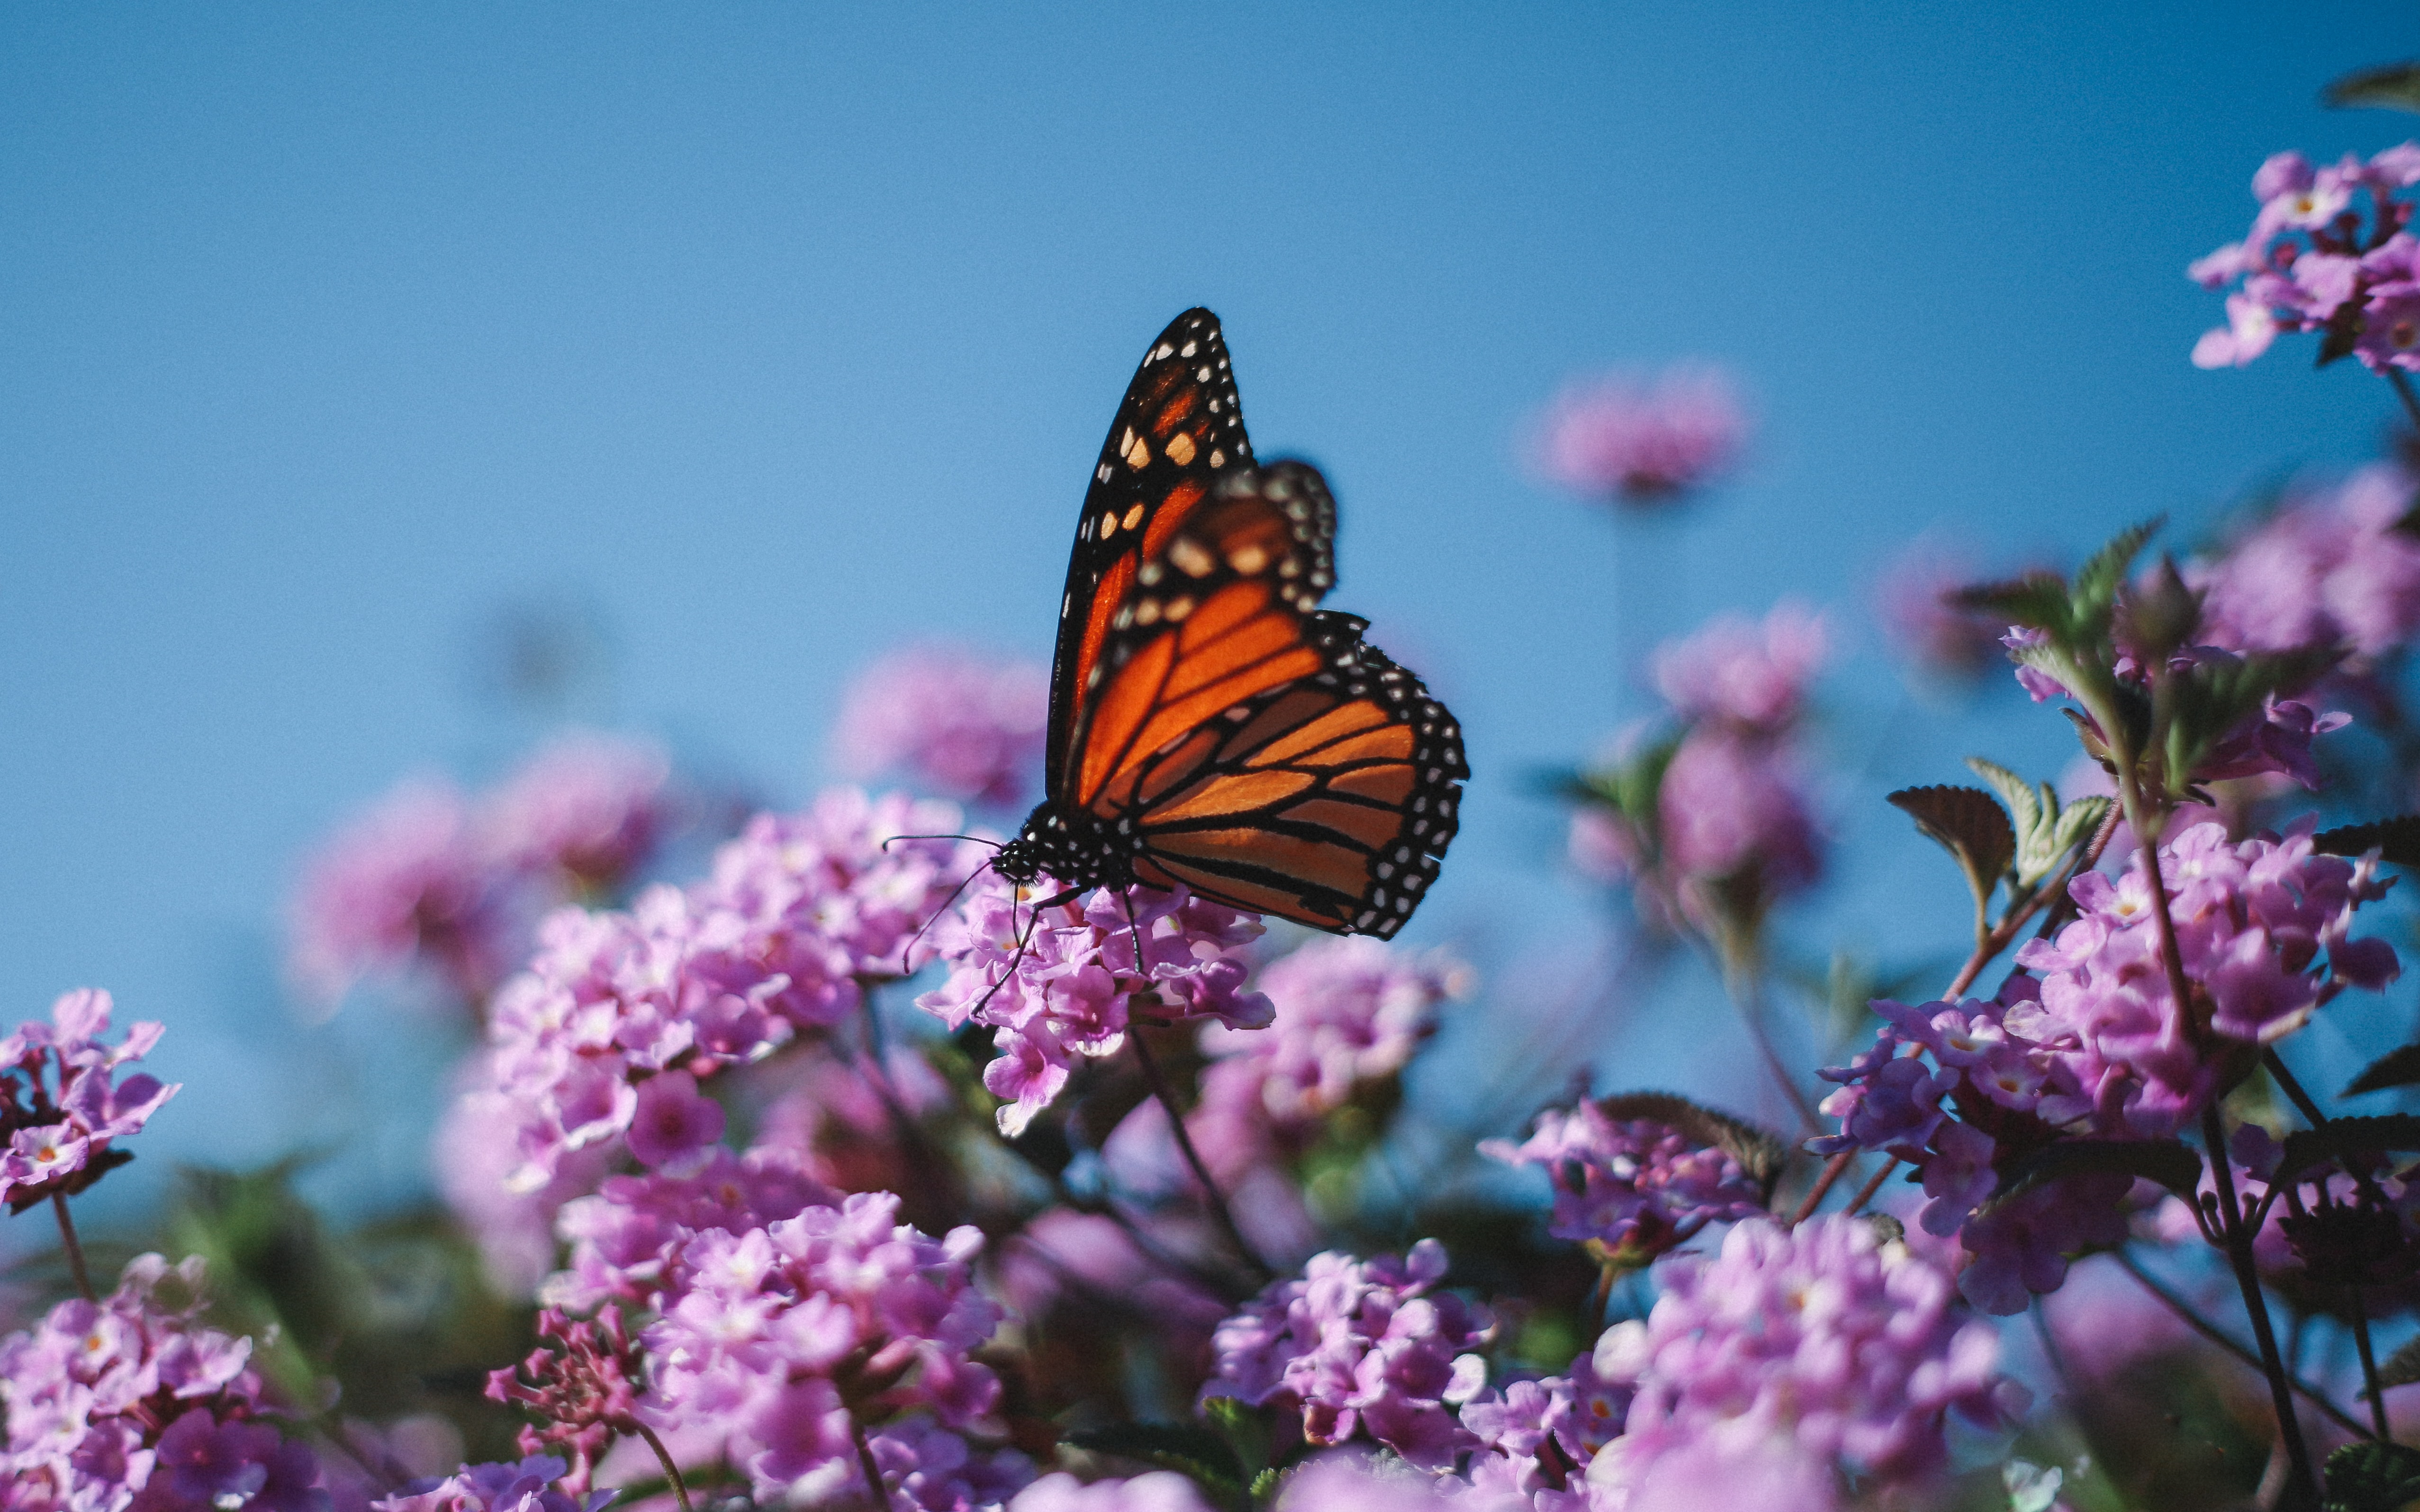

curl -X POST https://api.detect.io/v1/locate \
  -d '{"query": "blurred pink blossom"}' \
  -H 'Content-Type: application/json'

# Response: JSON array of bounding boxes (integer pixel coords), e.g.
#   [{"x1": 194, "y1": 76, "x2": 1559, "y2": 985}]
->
[
  {"x1": 833, "y1": 642, "x2": 1050, "y2": 808},
  {"x1": 1532, "y1": 366, "x2": 1748, "y2": 505}
]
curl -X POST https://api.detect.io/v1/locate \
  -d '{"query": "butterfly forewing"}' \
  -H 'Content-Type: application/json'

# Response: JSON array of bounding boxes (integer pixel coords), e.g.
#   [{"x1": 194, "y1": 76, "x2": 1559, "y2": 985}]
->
[
  {"x1": 1048, "y1": 308, "x2": 1255, "y2": 794},
  {"x1": 1071, "y1": 463, "x2": 1466, "y2": 938}
]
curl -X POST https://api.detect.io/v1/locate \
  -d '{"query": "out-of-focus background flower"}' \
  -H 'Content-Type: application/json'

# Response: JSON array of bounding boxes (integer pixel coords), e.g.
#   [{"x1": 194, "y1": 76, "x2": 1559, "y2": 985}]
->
[{"x1": 1, "y1": 0, "x2": 2413, "y2": 1279}]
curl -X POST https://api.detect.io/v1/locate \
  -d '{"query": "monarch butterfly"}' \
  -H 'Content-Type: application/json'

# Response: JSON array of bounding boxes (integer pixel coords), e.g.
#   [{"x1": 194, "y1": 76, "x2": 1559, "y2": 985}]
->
[{"x1": 991, "y1": 309, "x2": 1465, "y2": 937}]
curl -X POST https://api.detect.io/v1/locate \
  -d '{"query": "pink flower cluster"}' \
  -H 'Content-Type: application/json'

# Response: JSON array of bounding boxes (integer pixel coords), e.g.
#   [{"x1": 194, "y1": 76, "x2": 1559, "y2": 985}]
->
[
  {"x1": 466, "y1": 789, "x2": 981, "y2": 1193},
  {"x1": 1571, "y1": 605, "x2": 1827, "y2": 917},
  {"x1": 1876, "y1": 539, "x2": 2012, "y2": 681},
  {"x1": 1201, "y1": 1240, "x2": 1495, "y2": 1470},
  {"x1": 1532, "y1": 367, "x2": 1748, "y2": 504},
  {"x1": 370, "y1": 1456, "x2": 613, "y2": 1512},
  {"x1": 1587, "y1": 1217, "x2": 2017, "y2": 1506},
  {"x1": 1818, "y1": 821, "x2": 2396, "y2": 1311},
  {"x1": 1191, "y1": 938, "x2": 1467, "y2": 1173},
  {"x1": 0, "y1": 990, "x2": 176, "y2": 1211},
  {"x1": 834, "y1": 643, "x2": 1051, "y2": 809},
  {"x1": 287, "y1": 732, "x2": 682, "y2": 1007},
  {"x1": 0, "y1": 1255, "x2": 315, "y2": 1512},
  {"x1": 2190, "y1": 144, "x2": 2420, "y2": 369},
  {"x1": 1456, "y1": 1353, "x2": 1632, "y2": 1508},
  {"x1": 917, "y1": 876, "x2": 1271, "y2": 1136},
  {"x1": 1481, "y1": 1104, "x2": 1767, "y2": 1261},
  {"x1": 2191, "y1": 463, "x2": 2420, "y2": 664},
  {"x1": 638, "y1": 1191, "x2": 1029, "y2": 1510},
  {"x1": 544, "y1": 1145, "x2": 834, "y2": 1311},
  {"x1": 1008, "y1": 1472, "x2": 1220, "y2": 1512}
]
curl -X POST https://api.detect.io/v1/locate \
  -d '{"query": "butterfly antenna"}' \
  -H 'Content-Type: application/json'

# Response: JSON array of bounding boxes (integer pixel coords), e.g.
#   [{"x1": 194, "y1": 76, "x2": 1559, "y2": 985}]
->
[
  {"x1": 896, "y1": 854, "x2": 998, "y2": 975},
  {"x1": 883, "y1": 833, "x2": 1005, "y2": 851}
]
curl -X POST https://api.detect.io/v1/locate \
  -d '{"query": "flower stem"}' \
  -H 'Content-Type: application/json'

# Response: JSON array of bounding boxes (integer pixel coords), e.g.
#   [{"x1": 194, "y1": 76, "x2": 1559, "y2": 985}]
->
[
  {"x1": 1129, "y1": 1030, "x2": 1273, "y2": 1284},
  {"x1": 1787, "y1": 1151, "x2": 1856, "y2": 1226},
  {"x1": 2124, "y1": 811, "x2": 2320, "y2": 1503},
  {"x1": 2113, "y1": 1250, "x2": 2370, "y2": 1440},
  {"x1": 2352, "y1": 1287, "x2": 2392, "y2": 1441},
  {"x1": 1843, "y1": 1156, "x2": 1896, "y2": 1218},
  {"x1": 632, "y1": 1422, "x2": 695, "y2": 1512},
  {"x1": 1716, "y1": 954, "x2": 1819, "y2": 1134},
  {"x1": 2390, "y1": 368, "x2": 2420, "y2": 432},
  {"x1": 51, "y1": 1192, "x2": 94, "y2": 1303},
  {"x1": 852, "y1": 1415, "x2": 898, "y2": 1512}
]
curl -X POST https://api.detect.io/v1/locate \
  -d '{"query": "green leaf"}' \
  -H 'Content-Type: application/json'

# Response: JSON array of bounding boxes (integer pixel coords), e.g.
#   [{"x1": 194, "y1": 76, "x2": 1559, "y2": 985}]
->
[
  {"x1": 2376, "y1": 1334, "x2": 2420, "y2": 1394},
  {"x1": 2276, "y1": 1114, "x2": 2420, "y2": 1183},
  {"x1": 1887, "y1": 785, "x2": 2016, "y2": 917},
  {"x1": 2315, "y1": 816, "x2": 2420, "y2": 868},
  {"x1": 2160, "y1": 646, "x2": 2339, "y2": 789},
  {"x1": 1949, "y1": 572, "x2": 2070, "y2": 630},
  {"x1": 2072, "y1": 517, "x2": 2164, "y2": 627},
  {"x1": 2319, "y1": 314, "x2": 2363, "y2": 369},
  {"x1": 1066, "y1": 1421, "x2": 1245, "y2": 1494},
  {"x1": 1982, "y1": 1138, "x2": 2203, "y2": 1214},
  {"x1": 2324, "y1": 61, "x2": 2420, "y2": 113},
  {"x1": 2347, "y1": 1045, "x2": 2420, "y2": 1098},
  {"x1": 2322, "y1": 1439, "x2": 2420, "y2": 1512},
  {"x1": 1593, "y1": 1091, "x2": 1789, "y2": 1194},
  {"x1": 1965, "y1": 758, "x2": 2111, "y2": 891},
  {"x1": 1201, "y1": 1394, "x2": 1270, "y2": 1479}
]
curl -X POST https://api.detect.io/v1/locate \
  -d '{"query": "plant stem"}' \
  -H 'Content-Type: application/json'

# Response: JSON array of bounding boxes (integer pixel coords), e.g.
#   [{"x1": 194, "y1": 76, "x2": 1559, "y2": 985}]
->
[
  {"x1": 2352, "y1": 1287, "x2": 2392, "y2": 1441},
  {"x1": 2113, "y1": 1251, "x2": 2370, "y2": 1441},
  {"x1": 2125, "y1": 810, "x2": 2320, "y2": 1503},
  {"x1": 1787, "y1": 1151, "x2": 1855, "y2": 1226},
  {"x1": 1717, "y1": 954, "x2": 1820, "y2": 1134},
  {"x1": 52, "y1": 1193, "x2": 94, "y2": 1302},
  {"x1": 1843, "y1": 1156, "x2": 1896, "y2": 1217},
  {"x1": 632, "y1": 1422, "x2": 696, "y2": 1512},
  {"x1": 851, "y1": 1416, "x2": 898, "y2": 1512},
  {"x1": 1130, "y1": 1031, "x2": 1273, "y2": 1284},
  {"x1": 2391, "y1": 369, "x2": 2420, "y2": 432},
  {"x1": 2264, "y1": 1049, "x2": 2328, "y2": 1130}
]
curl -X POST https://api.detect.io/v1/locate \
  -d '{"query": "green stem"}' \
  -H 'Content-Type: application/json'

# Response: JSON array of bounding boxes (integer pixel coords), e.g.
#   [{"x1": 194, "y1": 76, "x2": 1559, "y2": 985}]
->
[
  {"x1": 51, "y1": 1193, "x2": 94, "y2": 1303},
  {"x1": 2353, "y1": 1287, "x2": 2392, "y2": 1441},
  {"x1": 2113, "y1": 1251, "x2": 2370, "y2": 1440},
  {"x1": 632, "y1": 1422, "x2": 696, "y2": 1512},
  {"x1": 1130, "y1": 1030, "x2": 1272, "y2": 1284}
]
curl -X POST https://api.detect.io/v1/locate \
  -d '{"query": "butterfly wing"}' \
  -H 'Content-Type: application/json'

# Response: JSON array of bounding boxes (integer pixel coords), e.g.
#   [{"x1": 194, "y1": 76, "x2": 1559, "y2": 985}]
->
[
  {"x1": 1069, "y1": 461, "x2": 1465, "y2": 937},
  {"x1": 1047, "y1": 308, "x2": 1255, "y2": 798}
]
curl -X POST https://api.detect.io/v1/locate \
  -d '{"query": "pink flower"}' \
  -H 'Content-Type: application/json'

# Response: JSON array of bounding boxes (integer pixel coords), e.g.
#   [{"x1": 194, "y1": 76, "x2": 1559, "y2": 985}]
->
[
  {"x1": 2190, "y1": 142, "x2": 2420, "y2": 370},
  {"x1": 371, "y1": 1456, "x2": 612, "y2": 1512},
  {"x1": 1532, "y1": 366, "x2": 1748, "y2": 504},
  {"x1": 2192, "y1": 463, "x2": 2420, "y2": 663},
  {"x1": 1648, "y1": 604, "x2": 1828, "y2": 735},
  {"x1": 917, "y1": 874, "x2": 1271, "y2": 1137},
  {"x1": 1481, "y1": 1101, "x2": 1769, "y2": 1260},
  {"x1": 1008, "y1": 1472, "x2": 1221, "y2": 1512},
  {"x1": 287, "y1": 778, "x2": 510, "y2": 1006},
  {"x1": 636, "y1": 1191, "x2": 1028, "y2": 1508},
  {"x1": 624, "y1": 1072, "x2": 724, "y2": 1170},
  {"x1": 1654, "y1": 732, "x2": 1821, "y2": 894},
  {"x1": 0, "y1": 990, "x2": 176, "y2": 1211},
  {"x1": 482, "y1": 732, "x2": 677, "y2": 895},
  {"x1": 1875, "y1": 539, "x2": 2014, "y2": 680},
  {"x1": 1202, "y1": 1241, "x2": 1494, "y2": 1470},
  {"x1": 834, "y1": 642, "x2": 1050, "y2": 809},
  {"x1": 1587, "y1": 1217, "x2": 2016, "y2": 1499}
]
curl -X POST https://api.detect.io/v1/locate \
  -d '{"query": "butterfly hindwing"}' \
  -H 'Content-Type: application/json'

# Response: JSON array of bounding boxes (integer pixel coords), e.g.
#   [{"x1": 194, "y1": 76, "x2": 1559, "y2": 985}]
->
[{"x1": 1048, "y1": 308, "x2": 1255, "y2": 794}]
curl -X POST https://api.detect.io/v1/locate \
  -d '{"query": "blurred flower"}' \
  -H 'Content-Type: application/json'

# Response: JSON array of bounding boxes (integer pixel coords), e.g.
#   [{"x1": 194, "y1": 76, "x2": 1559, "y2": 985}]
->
[
  {"x1": 433, "y1": 1082, "x2": 614, "y2": 1300},
  {"x1": 1202, "y1": 1240, "x2": 1493, "y2": 1470},
  {"x1": 1532, "y1": 367, "x2": 1748, "y2": 505},
  {"x1": 1649, "y1": 604, "x2": 1827, "y2": 734},
  {"x1": 0, "y1": 989, "x2": 176, "y2": 1211},
  {"x1": 834, "y1": 642, "x2": 1051, "y2": 809},
  {"x1": 2192, "y1": 464, "x2": 2420, "y2": 664},
  {"x1": 917, "y1": 876, "x2": 1270, "y2": 1137},
  {"x1": 1587, "y1": 1216, "x2": 2017, "y2": 1501},
  {"x1": 1653, "y1": 732, "x2": 1822, "y2": 897},
  {"x1": 1876, "y1": 539, "x2": 2011, "y2": 681},
  {"x1": 1007, "y1": 1472, "x2": 1220, "y2": 1512},
  {"x1": 370, "y1": 1455, "x2": 613, "y2": 1512},
  {"x1": 2191, "y1": 144, "x2": 2420, "y2": 371},
  {"x1": 637, "y1": 1191, "x2": 1028, "y2": 1509},
  {"x1": 0, "y1": 1255, "x2": 308, "y2": 1512},
  {"x1": 483, "y1": 733, "x2": 677, "y2": 896},
  {"x1": 1481, "y1": 1101, "x2": 1768, "y2": 1263},
  {"x1": 288, "y1": 778, "x2": 509, "y2": 1006}
]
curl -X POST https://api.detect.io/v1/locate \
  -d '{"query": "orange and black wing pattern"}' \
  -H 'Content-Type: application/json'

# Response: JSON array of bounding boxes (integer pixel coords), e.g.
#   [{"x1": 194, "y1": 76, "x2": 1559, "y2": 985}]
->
[
  {"x1": 1067, "y1": 462, "x2": 1465, "y2": 937},
  {"x1": 1047, "y1": 308, "x2": 1255, "y2": 796}
]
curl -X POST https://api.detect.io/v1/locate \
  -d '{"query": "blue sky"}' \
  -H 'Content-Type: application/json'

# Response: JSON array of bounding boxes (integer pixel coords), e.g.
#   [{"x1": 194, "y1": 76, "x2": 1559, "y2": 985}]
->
[{"x1": 5, "y1": 2, "x2": 2418, "y2": 1222}]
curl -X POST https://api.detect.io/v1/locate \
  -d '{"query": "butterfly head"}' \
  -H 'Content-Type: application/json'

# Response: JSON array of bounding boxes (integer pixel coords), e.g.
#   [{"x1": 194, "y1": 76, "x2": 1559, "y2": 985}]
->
[{"x1": 993, "y1": 802, "x2": 1135, "y2": 894}]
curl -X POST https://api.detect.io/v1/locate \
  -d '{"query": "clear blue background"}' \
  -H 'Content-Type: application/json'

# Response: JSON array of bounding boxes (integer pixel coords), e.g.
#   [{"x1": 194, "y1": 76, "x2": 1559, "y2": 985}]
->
[{"x1": 6, "y1": 3, "x2": 2418, "y2": 1226}]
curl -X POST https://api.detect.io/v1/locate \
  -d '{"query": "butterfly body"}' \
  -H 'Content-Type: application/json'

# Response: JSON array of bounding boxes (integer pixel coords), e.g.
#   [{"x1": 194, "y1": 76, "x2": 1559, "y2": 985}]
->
[{"x1": 995, "y1": 309, "x2": 1464, "y2": 939}]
